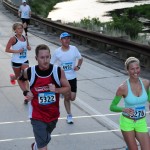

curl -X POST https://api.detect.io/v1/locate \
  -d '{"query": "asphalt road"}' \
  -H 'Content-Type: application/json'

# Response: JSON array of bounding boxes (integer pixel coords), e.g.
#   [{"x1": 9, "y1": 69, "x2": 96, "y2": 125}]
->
[{"x1": 0, "y1": 1, "x2": 150, "y2": 150}]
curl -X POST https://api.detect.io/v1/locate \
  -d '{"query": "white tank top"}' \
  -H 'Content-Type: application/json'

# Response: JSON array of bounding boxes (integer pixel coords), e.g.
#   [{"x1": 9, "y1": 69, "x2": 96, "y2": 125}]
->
[{"x1": 11, "y1": 35, "x2": 28, "y2": 63}]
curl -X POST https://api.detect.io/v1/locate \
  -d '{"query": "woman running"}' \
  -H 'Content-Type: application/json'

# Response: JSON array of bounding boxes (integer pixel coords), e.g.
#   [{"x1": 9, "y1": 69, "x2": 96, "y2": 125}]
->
[
  {"x1": 110, "y1": 57, "x2": 150, "y2": 150},
  {"x1": 5, "y1": 22, "x2": 31, "y2": 103}
]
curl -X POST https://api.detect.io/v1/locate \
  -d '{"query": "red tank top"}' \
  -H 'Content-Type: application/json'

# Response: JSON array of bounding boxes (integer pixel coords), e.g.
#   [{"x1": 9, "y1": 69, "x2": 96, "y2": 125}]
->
[{"x1": 29, "y1": 71, "x2": 60, "y2": 123}]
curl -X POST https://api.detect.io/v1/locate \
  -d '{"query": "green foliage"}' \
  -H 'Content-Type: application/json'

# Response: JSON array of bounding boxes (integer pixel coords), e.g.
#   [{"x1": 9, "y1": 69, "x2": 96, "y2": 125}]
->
[
  {"x1": 73, "y1": 17, "x2": 102, "y2": 30},
  {"x1": 28, "y1": 0, "x2": 149, "y2": 40},
  {"x1": 126, "y1": 4, "x2": 150, "y2": 19},
  {"x1": 91, "y1": 17, "x2": 101, "y2": 26},
  {"x1": 80, "y1": 17, "x2": 91, "y2": 27},
  {"x1": 107, "y1": 13, "x2": 142, "y2": 39},
  {"x1": 73, "y1": 4, "x2": 150, "y2": 39},
  {"x1": 73, "y1": 14, "x2": 142, "y2": 39},
  {"x1": 28, "y1": 0, "x2": 63, "y2": 17}
]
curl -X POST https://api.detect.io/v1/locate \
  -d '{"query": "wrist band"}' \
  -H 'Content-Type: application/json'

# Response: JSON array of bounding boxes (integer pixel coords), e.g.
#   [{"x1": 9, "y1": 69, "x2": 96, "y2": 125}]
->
[
  {"x1": 77, "y1": 66, "x2": 81, "y2": 69},
  {"x1": 23, "y1": 90, "x2": 29, "y2": 96}
]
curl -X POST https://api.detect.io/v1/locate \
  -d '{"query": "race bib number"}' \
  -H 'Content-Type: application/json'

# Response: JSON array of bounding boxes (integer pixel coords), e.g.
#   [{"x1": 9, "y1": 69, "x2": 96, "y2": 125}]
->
[
  {"x1": 130, "y1": 106, "x2": 146, "y2": 119},
  {"x1": 61, "y1": 62, "x2": 73, "y2": 71},
  {"x1": 19, "y1": 48, "x2": 27, "y2": 58},
  {"x1": 38, "y1": 92, "x2": 56, "y2": 105},
  {"x1": 23, "y1": 11, "x2": 28, "y2": 18}
]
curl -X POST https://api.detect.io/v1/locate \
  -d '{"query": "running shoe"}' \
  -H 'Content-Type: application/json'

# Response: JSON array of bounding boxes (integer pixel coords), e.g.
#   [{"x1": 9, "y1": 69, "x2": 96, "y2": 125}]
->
[
  {"x1": 67, "y1": 114, "x2": 73, "y2": 124},
  {"x1": 31, "y1": 142, "x2": 34, "y2": 150},
  {"x1": 9, "y1": 74, "x2": 16, "y2": 85}
]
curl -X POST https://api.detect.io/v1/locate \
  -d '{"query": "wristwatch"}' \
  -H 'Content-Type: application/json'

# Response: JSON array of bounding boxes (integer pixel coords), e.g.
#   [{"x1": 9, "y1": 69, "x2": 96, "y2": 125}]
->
[{"x1": 77, "y1": 66, "x2": 81, "y2": 69}]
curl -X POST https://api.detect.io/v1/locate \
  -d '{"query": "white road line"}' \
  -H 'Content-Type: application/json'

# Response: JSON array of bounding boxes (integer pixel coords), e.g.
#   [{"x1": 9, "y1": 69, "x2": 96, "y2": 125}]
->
[
  {"x1": 0, "y1": 111, "x2": 150, "y2": 125},
  {"x1": 0, "y1": 127, "x2": 150, "y2": 142},
  {"x1": 76, "y1": 97, "x2": 120, "y2": 129},
  {"x1": 75, "y1": 97, "x2": 150, "y2": 130},
  {"x1": 0, "y1": 120, "x2": 30, "y2": 125},
  {"x1": 0, "y1": 129, "x2": 120, "y2": 142},
  {"x1": 0, "y1": 114, "x2": 120, "y2": 125},
  {"x1": 0, "y1": 137, "x2": 34, "y2": 142}
]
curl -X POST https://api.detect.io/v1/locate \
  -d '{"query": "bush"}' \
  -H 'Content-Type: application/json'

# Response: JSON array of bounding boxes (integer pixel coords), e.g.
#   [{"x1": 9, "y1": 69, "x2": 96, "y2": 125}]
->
[
  {"x1": 73, "y1": 17, "x2": 102, "y2": 31},
  {"x1": 108, "y1": 13, "x2": 142, "y2": 39},
  {"x1": 126, "y1": 4, "x2": 150, "y2": 19}
]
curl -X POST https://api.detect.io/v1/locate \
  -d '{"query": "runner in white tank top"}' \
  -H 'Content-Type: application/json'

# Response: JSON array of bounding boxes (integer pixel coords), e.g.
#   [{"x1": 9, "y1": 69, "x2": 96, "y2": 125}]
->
[
  {"x1": 5, "y1": 22, "x2": 31, "y2": 104},
  {"x1": 11, "y1": 35, "x2": 28, "y2": 63}
]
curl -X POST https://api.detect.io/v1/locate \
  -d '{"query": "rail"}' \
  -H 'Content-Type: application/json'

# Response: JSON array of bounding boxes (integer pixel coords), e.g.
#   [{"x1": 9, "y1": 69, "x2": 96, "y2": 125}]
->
[{"x1": 2, "y1": 0, "x2": 150, "y2": 67}]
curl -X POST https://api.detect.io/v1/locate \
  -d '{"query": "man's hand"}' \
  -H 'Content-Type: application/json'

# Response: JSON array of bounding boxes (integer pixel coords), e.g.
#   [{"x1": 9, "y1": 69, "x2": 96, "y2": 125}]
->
[
  {"x1": 48, "y1": 84, "x2": 56, "y2": 92},
  {"x1": 26, "y1": 91, "x2": 34, "y2": 102}
]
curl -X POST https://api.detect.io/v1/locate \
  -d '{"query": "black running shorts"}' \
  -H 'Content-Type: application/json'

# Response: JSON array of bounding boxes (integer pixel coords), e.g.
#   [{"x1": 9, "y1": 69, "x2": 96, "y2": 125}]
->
[
  {"x1": 11, "y1": 60, "x2": 29, "y2": 68},
  {"x1": 68, "y1": 78, "x2": 77, "y2": 93}
]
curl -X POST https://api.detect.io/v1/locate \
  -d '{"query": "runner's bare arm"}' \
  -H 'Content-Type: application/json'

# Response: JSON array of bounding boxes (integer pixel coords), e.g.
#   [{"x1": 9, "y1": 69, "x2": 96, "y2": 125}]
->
[
  {"x1": 26, "y1": 38, "x2": 31, "y2": 51},
  {"x1": 55, "y1": 69, "x2": 70, "y2": 94},
  {"x1": 5, "y1": 37, "x2": 23, "y2": 53},
  {"x1": 18, "y1": 68, "x2": 33, "y2": 100},
  {"x1": 74, "y1": 57, "x2": 83, "y2": 71},
  {"x1": 18, "y1": 10, "x2": 21, "y2": 17},
  {"x1": 18, "y1": 68, "x2": 29, "y2": 92}
]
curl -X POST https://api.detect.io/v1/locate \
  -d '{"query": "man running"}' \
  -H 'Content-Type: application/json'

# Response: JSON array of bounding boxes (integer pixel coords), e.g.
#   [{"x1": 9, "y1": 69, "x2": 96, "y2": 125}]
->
[
  {"x1": 50, "y1": 32, "x2": 83, "y2": 124},
  {"x1": 18, "y1": 0, "x2": 31, "y2": 36},
  {"x1": 18, "y1": 44, "x2": 70, "y2": 150}
]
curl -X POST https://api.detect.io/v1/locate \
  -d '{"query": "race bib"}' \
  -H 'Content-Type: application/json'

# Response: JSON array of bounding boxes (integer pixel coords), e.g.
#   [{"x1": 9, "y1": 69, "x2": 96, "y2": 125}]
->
[
  {"x1": 23, "y1": 11, "x2": 28, "y2": 18},
  {"x1": 130, "y1": 106, "x2": 146, "y2": 119},
  {"x1": 19, "y1": 48, "x2": 27, "y2": 58},
  {"x1": 38, "y1": 92, "x2": 56, "y2": 105},
  {"x1": 61, "y1": 62, "x2": 73, "y2": 72}
]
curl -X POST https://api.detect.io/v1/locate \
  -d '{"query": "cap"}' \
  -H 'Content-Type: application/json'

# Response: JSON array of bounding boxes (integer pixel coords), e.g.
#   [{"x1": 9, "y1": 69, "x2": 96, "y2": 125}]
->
[
  {"x1": 22, "y1": 0, "x2": 26, "y2": 3},
  {"x1": 60, "y1": 32, "x2": 71, "y2": 39}
]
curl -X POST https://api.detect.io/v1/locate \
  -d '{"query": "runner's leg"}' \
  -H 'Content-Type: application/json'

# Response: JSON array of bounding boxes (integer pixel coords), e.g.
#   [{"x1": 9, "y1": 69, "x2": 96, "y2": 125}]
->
[
  {"x1": 121, "y1": 130, "x2": 138, "y2": 150},
  {"x1": 136, "y1": 132, "x2": 150, "y2": 150}
]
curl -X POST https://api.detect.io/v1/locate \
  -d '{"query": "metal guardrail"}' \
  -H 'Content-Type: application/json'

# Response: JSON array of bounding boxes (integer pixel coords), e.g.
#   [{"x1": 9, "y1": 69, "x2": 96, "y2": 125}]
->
[{"x1": 2, "y1": 0, "x2": 150, "y2": 67}]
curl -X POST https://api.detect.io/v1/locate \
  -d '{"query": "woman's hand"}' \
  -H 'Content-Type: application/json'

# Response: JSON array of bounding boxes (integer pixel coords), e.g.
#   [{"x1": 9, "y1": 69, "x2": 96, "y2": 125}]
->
[
  {"x1": 18, "y1": 48, "x2": 24, "y2": 53},
  {"x1": 123, "y1": 108, "x2": 134, "y2": 116},
  {"x1": 27, "y1": 45, "x2": 31, "y2": 51}
]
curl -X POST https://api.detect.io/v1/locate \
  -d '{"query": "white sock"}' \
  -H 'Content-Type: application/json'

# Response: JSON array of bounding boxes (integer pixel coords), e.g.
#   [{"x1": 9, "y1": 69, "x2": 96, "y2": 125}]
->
[{"x1": 34, "y1": 142, "x2": 38, "y2": 150}]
